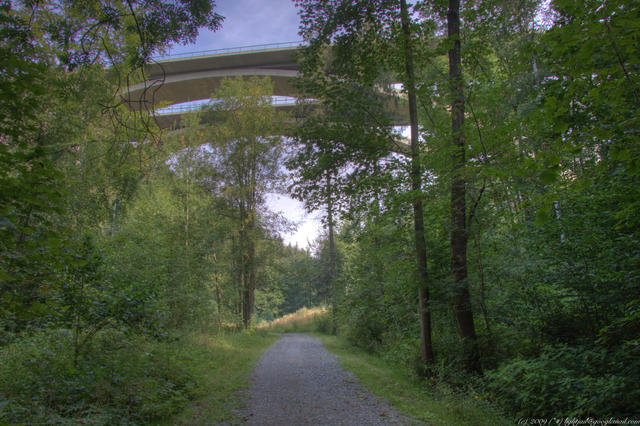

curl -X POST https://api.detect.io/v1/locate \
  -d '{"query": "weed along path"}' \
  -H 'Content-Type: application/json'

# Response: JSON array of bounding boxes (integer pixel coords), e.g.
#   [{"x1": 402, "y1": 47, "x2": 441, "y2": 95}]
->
[{"x1": 240, "y1": 333, "x2": 420, "y2": 425}]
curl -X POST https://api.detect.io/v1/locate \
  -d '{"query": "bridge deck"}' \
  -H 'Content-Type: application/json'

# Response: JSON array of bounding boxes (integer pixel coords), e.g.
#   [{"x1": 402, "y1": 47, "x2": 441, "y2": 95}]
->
[
  {"x1": 127, "y1": 44, "x2": 301, "y2": 110},
  {"x1": 125, "y1": 43, "x2": 408, "y2": 131}
]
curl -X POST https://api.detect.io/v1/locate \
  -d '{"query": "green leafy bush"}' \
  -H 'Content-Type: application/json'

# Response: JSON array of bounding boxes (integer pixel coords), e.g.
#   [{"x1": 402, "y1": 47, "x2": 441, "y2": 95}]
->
[
  {"x1": 340, "y1": 302, "x2": 386, "y2": 351},
  {"x1": 0, "y1": 328, "x2": 196, "y2": 424},
  {"x1": 487, "y1": 344, "x2": 640, "y2": 418},
  {"x1": 312, "y1": 309, "x2": 334, "y2": 334}
]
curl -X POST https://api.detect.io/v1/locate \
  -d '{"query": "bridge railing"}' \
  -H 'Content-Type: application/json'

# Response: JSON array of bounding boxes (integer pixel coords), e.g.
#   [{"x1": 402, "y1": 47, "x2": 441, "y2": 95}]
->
[
  {"x1": 152, "y1": 41, "x2": 305, "y2": 61},
  {"x1": 155, "y1": 96, "x2": 302, "y2": 115}
]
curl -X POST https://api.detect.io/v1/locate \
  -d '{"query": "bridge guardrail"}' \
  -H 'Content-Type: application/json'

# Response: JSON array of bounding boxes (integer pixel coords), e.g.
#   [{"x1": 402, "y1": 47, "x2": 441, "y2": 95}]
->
[
  {"x1": 155, "y1": 96, "x2": 303, "y2": 115},
  {"x1": 152, "y1": 41, "x2": 305, "y2": 61}
]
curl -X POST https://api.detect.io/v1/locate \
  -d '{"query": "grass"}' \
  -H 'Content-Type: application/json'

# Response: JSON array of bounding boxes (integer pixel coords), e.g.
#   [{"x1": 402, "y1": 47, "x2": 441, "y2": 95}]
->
[
  {"x1": 313, "y1": 333, "x2": 511, "y2": 426},
  {"x1": 257, "y1": 306, "x2": 330, "y2": 333},
  {"x1": 161, "y1": 329, "x2": 278, "y2": 425},
  {"x1": 0, "y1": 327, "x2": 277, "y2": 424}
]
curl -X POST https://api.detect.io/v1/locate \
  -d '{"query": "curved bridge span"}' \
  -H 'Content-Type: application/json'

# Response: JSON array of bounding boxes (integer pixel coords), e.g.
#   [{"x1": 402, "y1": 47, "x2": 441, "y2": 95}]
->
[
  {"x1": 126, "y1": 42, "x2": 302, "y2": 128},
  {"x1": 125, "y1": 42, "x2": 408, "y2": 131}
]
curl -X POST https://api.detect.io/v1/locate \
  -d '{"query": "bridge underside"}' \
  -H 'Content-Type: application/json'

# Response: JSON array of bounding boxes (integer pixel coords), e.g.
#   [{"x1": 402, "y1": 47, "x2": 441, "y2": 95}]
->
[
  {"x1": 128, "y1": 69, "x2": 298, "y2": 110},
  {"x1": 125, "y1": 44, "x2": 409, "y2": 133},
  {"x1": 151, "y1": 103, "x2": 303, "y2": 129},
  {"x1": 126, "y1": 46, "x2": 300, "y2": 112}
]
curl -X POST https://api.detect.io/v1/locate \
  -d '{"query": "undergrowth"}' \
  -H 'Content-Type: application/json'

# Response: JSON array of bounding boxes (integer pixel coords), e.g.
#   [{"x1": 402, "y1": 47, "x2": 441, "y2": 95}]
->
[{"x1": 0, "y1": 327, "x2": 276, "y2": 424}]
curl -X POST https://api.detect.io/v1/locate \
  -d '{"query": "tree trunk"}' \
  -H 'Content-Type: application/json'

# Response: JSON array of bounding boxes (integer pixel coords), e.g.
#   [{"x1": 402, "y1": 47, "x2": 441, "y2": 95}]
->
[
  {"x1": 184, "y1": 161, "x2": 190, "y2": 281},
  {"x1": 211, "y1": 249, "x2": 222, "y2": 307},
  {"x1": 110, "y1": 198, "x2": 119, "y2": 236},
  {"x1": 448, "y1": 0, "x2": 482, "y2": 375},
  {"x1": 240, "y1": 212, "x2": 257, "y2": 328},
  {"x1": 238, "y1": 202, "x2": 251, "y2": 328},
  {"x1": 400, "y1": 0, "x2": 434, "y2": 369},
  {"x1": 326, "y1": 172, "x2": 337, "y2": 334},
  {"x1": 215, "y1": 278, "x2": 222, "y2": 314},
  {"x1": 243, "y1": 226, "x2": 256, "y2": 328},
  {"x1": 241, "y1": 139, "x2": 259, "y2": 329}
]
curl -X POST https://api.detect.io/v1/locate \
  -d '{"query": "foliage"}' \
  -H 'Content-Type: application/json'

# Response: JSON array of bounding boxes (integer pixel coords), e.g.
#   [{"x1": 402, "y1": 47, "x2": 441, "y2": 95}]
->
[
  {"x1": 290, "y1": 0, "x2": 640, "y2": 420},
  {"x1": 0, "y1": 328, "x2": 195, "y2": 424},
  {"x1": 0, "y1": 0, "x2": 224, "y2": 334},
  {"x1": 7, "y1": 0, "x2": 223, "y2": 69},
  {"x1": 336, "y1": 216, "x2": 417, "y2": 354},
  {"x1": 487, "y1": 344, "x2": 640, "y2": 418},
  {"x1": 254, "y1": 243, "x2": 321, "y2": 321},
  {"x1": 0, "y1": 328, "x2": 278, "y2": 424}
]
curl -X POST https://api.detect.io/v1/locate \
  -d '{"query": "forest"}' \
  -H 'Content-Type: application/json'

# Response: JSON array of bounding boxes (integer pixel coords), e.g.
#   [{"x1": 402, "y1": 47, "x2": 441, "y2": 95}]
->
[{"x1": 1, "y1": 0, "x2": 639, "y2": 423}]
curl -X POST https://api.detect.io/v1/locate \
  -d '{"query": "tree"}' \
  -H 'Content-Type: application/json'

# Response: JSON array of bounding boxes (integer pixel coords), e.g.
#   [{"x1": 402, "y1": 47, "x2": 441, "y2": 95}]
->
[
  {"x1": 203, "y1": 76, "x2": 286, "y2": 328},
  {"x1": 7, "y1": 0, "x2": 222, "y2": 67},
  {"x1": 447, "y1": 0, "x2": 481, "y2": 375},
  {"x1": 293, "y1": 0, "x2": 436, "y2": 368},
  {"x1": 0, "y1": 0, "x2": 222, "y2": 331},
  {"x1": 400, "y1": 0, "x2": 435, "y2": 368}
]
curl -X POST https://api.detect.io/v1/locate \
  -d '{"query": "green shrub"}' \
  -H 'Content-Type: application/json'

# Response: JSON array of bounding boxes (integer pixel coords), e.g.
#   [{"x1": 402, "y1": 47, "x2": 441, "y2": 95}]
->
[
  {"x1": 0, "y1": 328, "x2": 197, "y2": 424},
  {"x1": 487, "y1": 343, "x2": 640, "y2": 418},
  {"x1": 312, "y1": 309, "x2": 333, "y2": 334},
  {"x1": 340, "y1": 303, "x2": 386, "y2": 351}
]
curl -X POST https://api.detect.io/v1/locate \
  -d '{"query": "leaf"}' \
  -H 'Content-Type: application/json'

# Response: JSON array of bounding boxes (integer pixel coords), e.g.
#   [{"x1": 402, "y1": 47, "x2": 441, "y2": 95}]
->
[
  {"x1": 535, "y1": 205, "x2": 552, "y2": 226},
  {"x1": 611, "y1": 148, "x2": 631, "y2": 162},
  {"x1": 540, "y1": 167, "x2": 559, "y2": 185},
  {"x1": 0, "y1": 217, "x2": 17, "y2": 230}
]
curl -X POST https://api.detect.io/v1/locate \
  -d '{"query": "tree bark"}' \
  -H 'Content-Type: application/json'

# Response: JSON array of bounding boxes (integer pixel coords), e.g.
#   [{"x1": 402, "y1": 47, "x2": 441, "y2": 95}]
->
[
  {"x1": 326, "y1": 172, "x2": 337, "y2": 334},
  {"x1": 241, "y1": 138, "x2": 258, "y2": 329},
  {"x1": 184, "y1": 158, "x2": 190, "y2": 281},
  {"x1": 400, "y1": 0, "x2": 434, "y2": 369},
  {"x1": 448, "y1": 0, "x2": 482, "y2": 375},
  {"x1": 243, "y1": 214, "x2": 256, "y2": 328},
  {"x1": 239, "y1": 201, "x2": 252, "y2": 328}
]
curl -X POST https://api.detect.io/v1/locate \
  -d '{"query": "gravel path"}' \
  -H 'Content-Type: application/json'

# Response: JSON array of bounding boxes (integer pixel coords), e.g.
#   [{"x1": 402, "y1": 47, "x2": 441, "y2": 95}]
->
[{"x1": 240, "y1": 333, "x2": 420, "y2": 425}]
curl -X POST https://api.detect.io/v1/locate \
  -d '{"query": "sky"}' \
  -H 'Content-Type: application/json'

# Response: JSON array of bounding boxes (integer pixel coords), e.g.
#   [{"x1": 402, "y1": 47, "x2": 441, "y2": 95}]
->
[
  {"x1": 166, "y1": 0, "x2": 322, "y2": 249},
  {"x1": 168, "y1": 0, "x2": 302, "y2": 55}
]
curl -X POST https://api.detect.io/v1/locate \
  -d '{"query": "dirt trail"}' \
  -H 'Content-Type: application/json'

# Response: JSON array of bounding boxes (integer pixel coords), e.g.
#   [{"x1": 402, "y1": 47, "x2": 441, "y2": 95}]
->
[{"x1": 240, "y1": 333, "x2": 420, "y2": 425}]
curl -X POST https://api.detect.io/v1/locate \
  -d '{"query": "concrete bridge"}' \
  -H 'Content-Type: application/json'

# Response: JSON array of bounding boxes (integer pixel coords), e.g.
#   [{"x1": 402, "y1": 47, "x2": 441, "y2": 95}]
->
[{"x1": 125, "y1": 42, "x2": 409, "y2": 131}]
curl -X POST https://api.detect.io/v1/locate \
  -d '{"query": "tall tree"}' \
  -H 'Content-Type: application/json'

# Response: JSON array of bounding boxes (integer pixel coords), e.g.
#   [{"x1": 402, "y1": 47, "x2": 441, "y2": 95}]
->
[
  {"x1": 293, "y1": 0, "x2": 436, "y2": 368},
  {"x1": 0, "y1": 0, "x2": 223, "y2": 330},
  {"x1": 447, "y1": 0, "x2": 481, "y2": 374},
  {"x1": 325, "y1": 171, "x2": 338, "y2": 333},
  {"x1": 203, "y1": 76, "x2": 285, "y2": 328},
  {"x1": 400, "y1": 0, "x2": 435, "y2": 367}
]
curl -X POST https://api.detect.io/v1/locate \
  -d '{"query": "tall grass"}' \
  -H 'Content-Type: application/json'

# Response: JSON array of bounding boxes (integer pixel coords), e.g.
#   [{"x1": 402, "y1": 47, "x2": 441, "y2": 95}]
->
[{"x1": 259, "y1": 306, "x2": 331, "y2": 333}]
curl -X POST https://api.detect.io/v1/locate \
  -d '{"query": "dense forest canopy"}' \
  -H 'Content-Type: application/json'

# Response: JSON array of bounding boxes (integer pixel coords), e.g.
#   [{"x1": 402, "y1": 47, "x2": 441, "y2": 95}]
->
[{"x1": 1, "y1": 0, "x2": 639, "y2": 423}]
